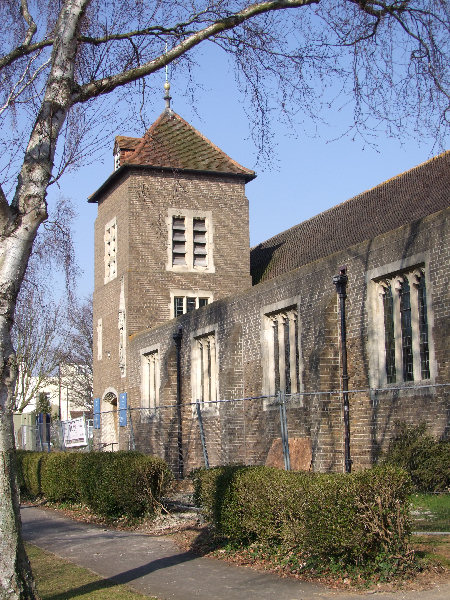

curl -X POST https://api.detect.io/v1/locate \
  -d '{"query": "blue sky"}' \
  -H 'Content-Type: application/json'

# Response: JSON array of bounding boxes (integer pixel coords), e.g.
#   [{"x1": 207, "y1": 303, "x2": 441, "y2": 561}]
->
[{"x1": 48, "y1": 44, "x2": 448, "y2": 300}]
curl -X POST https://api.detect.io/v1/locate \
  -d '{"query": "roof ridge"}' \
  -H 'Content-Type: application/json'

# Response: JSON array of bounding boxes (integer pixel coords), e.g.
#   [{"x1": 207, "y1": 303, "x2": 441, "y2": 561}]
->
[
  {"x1": 251, "y1": 150, "x2": 450, "y2": 251},
  {"x1": 123, "y1": 111, "x2": 168, "y2": 159}
]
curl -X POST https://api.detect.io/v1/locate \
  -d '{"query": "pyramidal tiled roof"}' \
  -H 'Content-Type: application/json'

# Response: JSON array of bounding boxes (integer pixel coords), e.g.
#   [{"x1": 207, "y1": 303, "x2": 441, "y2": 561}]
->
[
  {"x1": 119, "y1": 109, "x2": 255, "y2": 180},
  {"x1": 250, "y1": 150, "x2": 450, "y2": 285}
]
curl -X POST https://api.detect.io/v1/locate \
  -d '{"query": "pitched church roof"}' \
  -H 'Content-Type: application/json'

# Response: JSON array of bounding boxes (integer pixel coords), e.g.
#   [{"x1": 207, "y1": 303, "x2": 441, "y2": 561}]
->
[
  {"x1": 250, "y1": 150, "x2": 450, "y2": 284},
  {"x1": 117, "y1": 109, "x2": 256, "y2": 179}
]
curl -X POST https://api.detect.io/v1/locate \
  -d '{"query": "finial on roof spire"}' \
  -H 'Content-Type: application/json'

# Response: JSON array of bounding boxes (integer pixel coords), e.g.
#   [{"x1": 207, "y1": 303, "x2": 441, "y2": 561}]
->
[
  {"x1": 164, "y1": 80, "x2": 172, "y2": 111},
  {"x1": 164, "y1": 42, "x2": 172, "y2": 111}
]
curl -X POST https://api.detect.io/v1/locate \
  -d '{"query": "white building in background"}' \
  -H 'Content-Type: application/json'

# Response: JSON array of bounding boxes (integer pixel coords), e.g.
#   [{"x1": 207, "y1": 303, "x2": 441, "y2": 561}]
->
[{"x1": 16, "y1": 364, "x2": 92, "y2": 421}]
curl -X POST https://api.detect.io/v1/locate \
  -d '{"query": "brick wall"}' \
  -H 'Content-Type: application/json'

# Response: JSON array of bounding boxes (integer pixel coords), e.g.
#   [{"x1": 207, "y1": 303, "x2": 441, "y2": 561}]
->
[
  {"x1": 124, "y1": 206, "x2": 449, "y2": 475},
  {"x1": 92, "y1": 173, "x2": 131, "y2": 449},
  {"x1": 92, "y1": 167, "x2": 252, "y2": 449}
]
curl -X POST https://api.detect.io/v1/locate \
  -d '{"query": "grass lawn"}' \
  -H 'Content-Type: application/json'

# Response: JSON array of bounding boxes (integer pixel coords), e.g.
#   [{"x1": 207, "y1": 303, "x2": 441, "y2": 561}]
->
[
  {"x1": 26, "y1": 544, "x2": 157, "y2": 600},
  {"x1": 410, "y1": 494, "x2": 450, "y2": 532},
  {"x1": 411, "y1": 534, "x2": 450, "y2": 571}
]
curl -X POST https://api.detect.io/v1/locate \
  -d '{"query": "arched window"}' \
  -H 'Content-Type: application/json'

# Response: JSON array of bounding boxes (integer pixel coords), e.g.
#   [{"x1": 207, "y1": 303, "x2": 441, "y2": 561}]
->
[{"x1": 377, "y1": 267, "x2": 432, "y2": 384}]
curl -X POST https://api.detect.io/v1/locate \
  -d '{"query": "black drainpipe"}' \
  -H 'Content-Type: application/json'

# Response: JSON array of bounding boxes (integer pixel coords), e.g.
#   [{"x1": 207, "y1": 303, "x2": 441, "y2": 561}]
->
[
  {"x1": 173, "y1": 325, "x2": 184, "y2": 479},
  {"x1": 333, "y1": 266, "x2": 352, "y2": 473}
]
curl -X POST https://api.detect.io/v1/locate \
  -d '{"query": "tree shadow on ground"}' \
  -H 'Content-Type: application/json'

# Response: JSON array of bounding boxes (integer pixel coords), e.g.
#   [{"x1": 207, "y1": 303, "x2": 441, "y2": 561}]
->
[{"x1": 43, "y1": 549, "x2": 199, "y2": 600}]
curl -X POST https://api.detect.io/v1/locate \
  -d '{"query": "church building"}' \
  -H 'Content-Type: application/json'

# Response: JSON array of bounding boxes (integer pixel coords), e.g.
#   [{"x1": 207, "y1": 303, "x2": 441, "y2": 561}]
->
[{"x1": 89, "y1": 91, "x2": 449, "y2": 476}]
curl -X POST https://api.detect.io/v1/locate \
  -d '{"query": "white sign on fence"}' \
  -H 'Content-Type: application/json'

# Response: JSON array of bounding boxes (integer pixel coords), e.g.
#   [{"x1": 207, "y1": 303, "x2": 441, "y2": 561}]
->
[{"x1": 61, "y1": 416, "x2": 88, "y2": 447}]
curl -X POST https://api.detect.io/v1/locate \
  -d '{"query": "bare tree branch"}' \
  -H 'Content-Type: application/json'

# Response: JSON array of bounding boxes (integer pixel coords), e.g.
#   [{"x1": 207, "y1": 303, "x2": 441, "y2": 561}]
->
[
  {"x1": 0, "y1": 53, "x2": 51, "y2": 116},
  {"x1": 20, "y1": 0, "x2": 37, "y2": 46},
  {"x1": 73, "y1": 0, "x2": 321, "y2": 103},
  {"x1": 0, "y1": 39, "x2": 53, "y2": 71},
  {"x1": 77, "y1": 8, "x2": 213, "y2": 47}
]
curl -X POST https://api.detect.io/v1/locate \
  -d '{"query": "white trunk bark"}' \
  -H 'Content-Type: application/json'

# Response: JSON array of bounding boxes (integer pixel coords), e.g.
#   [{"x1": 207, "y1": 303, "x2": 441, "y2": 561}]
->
[
  {"x1": 0, "y1": 2, "x2": 90, "y2": 597},
  {"x1": 0, "y1": 199, "x2": 45, "y2": 600}
]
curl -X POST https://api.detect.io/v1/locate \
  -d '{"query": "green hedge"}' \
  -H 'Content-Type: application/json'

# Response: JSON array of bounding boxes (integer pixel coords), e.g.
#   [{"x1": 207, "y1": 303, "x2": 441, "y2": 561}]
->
[
  {"x1": 77, "y1": 452, "x2": 172, "y2": 517},
  {"x1": 192, "y1": 465, "x2": 412, "y2": 570},
  {"x1": 41, "y1": 452, "x2": 84, "y2": 501},
  {"x1": 16, "y1": 450, "x2": 173, "y2": 518},
  {"x1": 16, "y1": 451, "x2": 47, "y2": 497},
  {"x1": 382, "y1": 423, "x2": 450, "y2": 492}
]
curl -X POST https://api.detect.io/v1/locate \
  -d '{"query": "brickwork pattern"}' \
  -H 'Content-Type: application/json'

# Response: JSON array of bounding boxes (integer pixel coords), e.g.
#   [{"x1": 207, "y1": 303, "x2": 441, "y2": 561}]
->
[
  {"x1": 124, "y1": 206, "x2": 449, "y2": 475},
  {"x1": 92, "y1": 166, "x2": 252, "y2": 451}
]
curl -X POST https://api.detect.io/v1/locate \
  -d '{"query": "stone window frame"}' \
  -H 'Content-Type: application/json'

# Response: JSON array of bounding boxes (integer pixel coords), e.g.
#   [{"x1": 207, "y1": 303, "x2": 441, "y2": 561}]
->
[
  {"x1": 366, "y1": 254, "x2": 436, "y2": 388},
  {"x1": 140, "y1": 344, "x2": 161, "y2": 421},
  {"x1": 190, "y1": 324, "x2": 219, "y2": 415},
  {"x1": 260, "y1": 296, "x2": 303, "y2": 403},
  {"x1": 166, "y1": 208, "x2": 215, "y2": 273},
  {"x1": 169, "y1": 289, "x2": 213, "y2": 319},
  {"x1": 104, "y1": 217, "x2": 117, "y2": 283}
]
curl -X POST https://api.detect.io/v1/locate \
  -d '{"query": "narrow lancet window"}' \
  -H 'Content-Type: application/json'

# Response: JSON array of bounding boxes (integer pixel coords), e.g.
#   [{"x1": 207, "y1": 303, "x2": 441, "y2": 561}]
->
[
  {"x1": 399, "y1": 278, "x2": 413, "y2": 381},
  {"x1": 418, "y1": 274, "x2": 430, "y2": 379},
  {"x1": 383, "y1": 283, "x2": 396, "y2": 383}
]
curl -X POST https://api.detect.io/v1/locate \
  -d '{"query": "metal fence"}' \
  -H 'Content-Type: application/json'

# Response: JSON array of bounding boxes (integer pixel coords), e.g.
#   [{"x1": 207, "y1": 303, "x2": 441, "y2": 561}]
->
[
  {"x1": 14, "y1": 418, "x2": 94, "y2": 452},
  {"x1": 15, "y1": 383, "x2": 449, "y2": 477},
  {"x1": 94, "y1": 382, "x2": 449, "y2": 475}
]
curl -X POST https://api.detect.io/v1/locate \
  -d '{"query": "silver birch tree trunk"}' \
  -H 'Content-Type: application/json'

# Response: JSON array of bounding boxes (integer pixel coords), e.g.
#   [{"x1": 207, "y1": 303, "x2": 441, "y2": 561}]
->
[{"x1": 0, "y1": 3, "x2": 90, "y2": 597}]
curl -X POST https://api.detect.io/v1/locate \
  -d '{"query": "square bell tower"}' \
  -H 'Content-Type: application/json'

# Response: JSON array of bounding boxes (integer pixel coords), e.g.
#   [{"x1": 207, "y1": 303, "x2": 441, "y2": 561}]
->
[{"x1": 89, "y1": 103, "x2": 256, "y2": 449}]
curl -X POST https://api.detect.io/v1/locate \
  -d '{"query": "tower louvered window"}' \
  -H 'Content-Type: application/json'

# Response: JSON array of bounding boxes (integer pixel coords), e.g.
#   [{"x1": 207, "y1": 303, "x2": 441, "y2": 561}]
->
[
  {"x1": 172, "y1": 217, "x2": 186, "y2": 265},
  {"x1": 168, "y1": 210, "x2": 213, "y2": 272},
  {"x1": 193, "y1": 218, "x2": 207, "y2": 266}
]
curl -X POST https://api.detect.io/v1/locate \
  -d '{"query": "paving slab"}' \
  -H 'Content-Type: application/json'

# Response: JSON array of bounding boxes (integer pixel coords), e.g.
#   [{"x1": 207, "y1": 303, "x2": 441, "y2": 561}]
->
[{"x1": 21, "y1": 506, "x2": 450, "y2": 600}]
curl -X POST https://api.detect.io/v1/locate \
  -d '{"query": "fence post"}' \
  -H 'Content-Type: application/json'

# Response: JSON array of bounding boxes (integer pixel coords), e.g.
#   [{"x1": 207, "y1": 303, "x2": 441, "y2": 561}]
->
[
  {"x1": 59, "y1": 420, "x2": 66, "y2": 451},
  {"x1": 128, "y1": 407, "x2": 136, "y2": 451},
  {"x1": 278, "y1": 391, "x2": 291, "y2": 471},
  {"x1": 36, "y1": 420, "x2": 43, "y2": 452},
  {"x1": 196, "y1": 400, "x2": 210, "y2": 469}
]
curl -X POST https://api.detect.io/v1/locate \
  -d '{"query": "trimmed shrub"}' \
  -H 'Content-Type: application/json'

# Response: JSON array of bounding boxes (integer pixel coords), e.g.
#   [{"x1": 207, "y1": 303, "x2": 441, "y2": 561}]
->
[
  {"x1": 77, "y1": 451, "x2": 173, "y2": 518},
  {"x1": 212, "y1": 467, "x2": 308, "y2": 546},
  {"x1": 16, "y1": 451, "x2": 47, "y2": 497},
  {"x1": 382, "y1": 422, "x2": 450, "y2": 492},
  {"x1": 300, "y1": 467, "x2": 411, "y2": 565},
  {"x1": 192, "y1": 465, "x2": 412, "y2": 571},
  {"x1": 16, "y1": 450, "x2": 173, "y2": 519},
  {"x1": 40, "y1": 452, "x2": 83, "y2": 502},
  {"x1": 192, "y1": 465, "x2": 245, "y2": 528}
]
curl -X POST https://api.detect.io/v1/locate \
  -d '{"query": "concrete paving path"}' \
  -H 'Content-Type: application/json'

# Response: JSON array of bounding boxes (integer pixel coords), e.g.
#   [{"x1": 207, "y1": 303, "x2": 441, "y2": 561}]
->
[{"x1": 21, "y1": 505, "x2": 450, "y2": 600}]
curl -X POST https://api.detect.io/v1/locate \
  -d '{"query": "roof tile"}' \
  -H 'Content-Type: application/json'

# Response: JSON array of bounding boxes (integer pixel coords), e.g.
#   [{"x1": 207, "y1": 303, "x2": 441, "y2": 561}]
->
[
  {"x1": 121, "y1": 110, "x2": 255, "y2": 180},
  {"x1": 250, "y1": 151, "x2": 450, "y2": 284}
]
